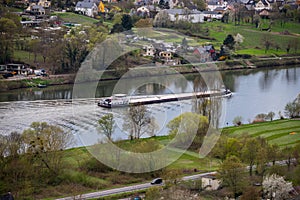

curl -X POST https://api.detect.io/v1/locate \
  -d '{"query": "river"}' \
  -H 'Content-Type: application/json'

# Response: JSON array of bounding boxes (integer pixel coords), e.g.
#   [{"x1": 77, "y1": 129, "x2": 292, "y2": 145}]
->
[{"x1": 0, "y1": 66, "x2": 299, "y2": 147}]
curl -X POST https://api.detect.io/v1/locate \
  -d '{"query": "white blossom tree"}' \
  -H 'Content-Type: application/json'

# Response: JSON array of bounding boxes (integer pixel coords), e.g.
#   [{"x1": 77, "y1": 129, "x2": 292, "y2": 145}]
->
[{"x1": 262, "y1": 174, "x2": 293, "y2": 200}]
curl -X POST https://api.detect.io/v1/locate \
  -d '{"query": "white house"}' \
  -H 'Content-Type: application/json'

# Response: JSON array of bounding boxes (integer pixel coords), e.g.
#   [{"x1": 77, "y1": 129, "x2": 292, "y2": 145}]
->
[
  {"x1": 201, "y1": 174, "x2": 221, "y2": 191},
  {"x1": 202, "y1": 11, "x2": 223, "y2": 20},
  {"x1": 75, "y1": 1, "x2": 98, "y2": 17},
  {"x1": 207, "y1": 0, "x2": 227, "y2": 11},
  {"x1": 165, "y1": 9, "x2": 204, "y2": 23},
  {"x1": 255, "y1": 0, "x2": 272, "y2": 11}
]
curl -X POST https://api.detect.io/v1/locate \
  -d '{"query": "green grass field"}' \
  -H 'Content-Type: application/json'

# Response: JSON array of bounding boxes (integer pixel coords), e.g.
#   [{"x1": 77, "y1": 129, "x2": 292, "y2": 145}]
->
[
  {"x1": 53, "y1": 12, "x2": 99, "y2": 24},
  {"x1": 223, "y1": 119, "x2": 300, "y2": 147},
  {"x1": 201, "y1": 21, "x2": 300, "y2": 55},
  {"x1": 14, "y1": 50, "x2": 44, "y2": 66}
]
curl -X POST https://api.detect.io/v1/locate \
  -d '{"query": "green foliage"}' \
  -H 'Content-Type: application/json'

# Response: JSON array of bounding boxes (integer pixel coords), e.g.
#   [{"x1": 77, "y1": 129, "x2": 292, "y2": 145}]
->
[
  {"x1": 218, "y1": 155, "x2": 247, "y2": 198},
  {"x1": 167, "y1": 112, "x2": 208, "y2": 150},
  {"x1": 223, "y1": 34, "x2": 235, "y2": 50},
  {"x1": 98, "y1": 114, "x2": 115, "y2": 141},
  {"x1": 145, "y1": 186, "x2": 162, "y2": 200},
  {"x1": 121, "y1": 14, "x2": 133, "y2": 31}
]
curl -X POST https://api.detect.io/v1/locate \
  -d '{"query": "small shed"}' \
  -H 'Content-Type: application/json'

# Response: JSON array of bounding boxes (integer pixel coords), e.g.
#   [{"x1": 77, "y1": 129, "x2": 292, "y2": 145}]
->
[{"x1": 201, "y1": 174, "x2": 221, "y2": 191}]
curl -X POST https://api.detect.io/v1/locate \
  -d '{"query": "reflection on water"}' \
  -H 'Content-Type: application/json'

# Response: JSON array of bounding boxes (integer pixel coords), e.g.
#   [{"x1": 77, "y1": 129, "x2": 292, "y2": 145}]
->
[{"x1": 0, "y1": 66, "x2": 299, "y2": 147}]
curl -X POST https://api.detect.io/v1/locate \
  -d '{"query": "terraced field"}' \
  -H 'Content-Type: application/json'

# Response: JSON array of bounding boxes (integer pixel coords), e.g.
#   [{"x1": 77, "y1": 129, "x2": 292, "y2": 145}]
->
[{"x1": 223, "y1": 119, "x2": 300, "y2": 147}]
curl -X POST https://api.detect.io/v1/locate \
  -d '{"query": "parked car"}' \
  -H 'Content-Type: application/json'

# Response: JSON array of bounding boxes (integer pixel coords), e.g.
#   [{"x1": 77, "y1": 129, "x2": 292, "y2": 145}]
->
[{"x1": 150, "y1": 178, "x2": 163, "y2": 185}]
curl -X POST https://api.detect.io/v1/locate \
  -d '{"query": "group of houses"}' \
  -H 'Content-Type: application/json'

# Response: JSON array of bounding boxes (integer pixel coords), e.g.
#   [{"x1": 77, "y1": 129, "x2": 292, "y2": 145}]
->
[{"x1": 141, "y1": 38, "x2": 217, "y2": 64}]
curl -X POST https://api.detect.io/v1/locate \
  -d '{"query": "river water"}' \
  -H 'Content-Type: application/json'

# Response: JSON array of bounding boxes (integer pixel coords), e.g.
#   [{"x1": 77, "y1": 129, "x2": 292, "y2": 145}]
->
[{"x1": 0, "y1": 66, "x2": 299, "y2": 147}]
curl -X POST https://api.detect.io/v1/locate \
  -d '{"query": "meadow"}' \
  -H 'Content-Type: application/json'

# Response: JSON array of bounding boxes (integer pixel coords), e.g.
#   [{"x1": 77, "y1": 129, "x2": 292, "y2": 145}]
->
[{"x1": 223, "y1": 119, "x2": 300, "y2": 147}]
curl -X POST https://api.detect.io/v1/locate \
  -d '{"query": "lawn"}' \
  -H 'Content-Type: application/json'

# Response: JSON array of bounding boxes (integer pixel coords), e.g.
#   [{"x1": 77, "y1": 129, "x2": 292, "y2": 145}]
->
[
  {"x1": 223, "y1": 119, "x2": 300, "y2": 147},
  {"x1": 14, "y1": 50, "x2": 44, "y2": 66},
  {"x1": 199, "y1": 21, "x2": 300, "y2": 56},
  {"x1": 53, "y1": 12, "x2": 99, "y2": 24}
]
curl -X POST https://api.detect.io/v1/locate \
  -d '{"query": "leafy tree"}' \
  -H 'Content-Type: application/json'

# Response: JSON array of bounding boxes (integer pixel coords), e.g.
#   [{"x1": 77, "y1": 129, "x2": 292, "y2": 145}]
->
[
  {"x1": 110, "y1": 23, "x2": 124, "y2": 33},
  {"x1": 167, "y1": 112, "x2": 208, "y2": 150},
  {"x1": 0, "y1": 17, "x2": 18, "y2": 63},
  {"x1": 145, "y1": 186, "x2": 162, "y2": 200},
  {"x1": 267, "y1": 111, "x2": 275, "y2": 121},
  {"x1": 23, "y1": 122, "x2": 73, "y2": 176},
  {"x1": 284, "y1": 101, "x2": 300, "y2": 118},
  {"x1": 153, "y1": 10, "x2": 171, "y2": 28},
  {"x1": 158, "y1": 0, "x2": 165, "y2": 9},
  {"x1": 242, "y1": 138, "x2": 260, "y2": 176},
  {"x1": 267, "y1": 144, "x2": 281, "y2": 166},
  {"x1": 283, "y1": 146, "x2": 294, "y2": 171},
  {"x1": 223, "y1": 34, "x2": 235, "y2": 50},
  {"x1": 221, "y1": 12, "x2": 229, "y2": 23},
  {"x1": 212, "y1": 135, "x2": 243, "y2": 161},
  {"x1": 241, "y1": 186, "x2": 260, "y2": 200},
  {"x1": 98, "y1": 114, "x2": 115, "y2": 141},
  {"x1": 121, "y1": 14, "x2": 133, "y2": 31},
  {"x1": 262, "y1": 174, "x2": 293, "y2": 200},
  {"x1": 218, "y1": 155, "x2": 246, "y2": 198},
  {"x1": 192, "y1": 0, "x2": 206, "y2": 11}
]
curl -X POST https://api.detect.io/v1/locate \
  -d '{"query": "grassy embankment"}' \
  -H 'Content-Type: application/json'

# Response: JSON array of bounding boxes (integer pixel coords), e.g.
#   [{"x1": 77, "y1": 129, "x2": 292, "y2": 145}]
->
[
  {"x1": 42, "y1": 119, "x2": 300, "y2": 199},
  {"x1": 222, "y1": 119, "x2": 300, "y2": 147}
]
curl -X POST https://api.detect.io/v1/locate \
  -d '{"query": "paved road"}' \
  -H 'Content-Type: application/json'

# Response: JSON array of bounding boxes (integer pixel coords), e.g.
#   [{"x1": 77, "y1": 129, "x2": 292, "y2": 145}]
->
[{"x1": 55, "y1": 171, "x2": 217, "y2": 200}]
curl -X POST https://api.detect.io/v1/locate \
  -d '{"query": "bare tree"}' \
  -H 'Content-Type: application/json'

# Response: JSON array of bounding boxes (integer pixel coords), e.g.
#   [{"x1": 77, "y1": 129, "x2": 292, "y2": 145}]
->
[{"x1": 123, "y1": 104, "x2": 152, "y2": 140}]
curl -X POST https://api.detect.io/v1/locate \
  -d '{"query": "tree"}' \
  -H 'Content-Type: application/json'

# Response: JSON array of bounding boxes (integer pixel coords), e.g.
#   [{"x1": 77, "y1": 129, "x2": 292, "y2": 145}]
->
[
  {"x1": 242, "y1": 138, "x2": 260, "y2": 176},
  {"x1": 261, "y1": 35, "x2": 272, "y2": 53},
  {"x1": 145, "y1": 186, "x2": 162, "y2": 200},
  {"x1": 121, "y1": 14, "x2": 133, "y2": 31},
  {"x1": 267, "y1": 111, "x2": 275, "y2": 121},
  {"x1": 192, "y1": 0, "x2": 206, "y2": 11},
  {"x1": 233, "y1": 116, "x2": 243, "y2": 126},
  {"x1": 98, "y1": 114, "x2": 115, "y2": 141},
  {"x1": 212, "y1": 136, "x2": 243, "y2": 161},
  {"x1": 223, "y1": 34, "x2": 235, "y2": 50},
  {"x1": 153, "y1": 10, "x2": 170, "y2": 28},
  {"x1": 181, "y1": 37, "x2": 188, "y2": 53},
  {"x1": 23, "y1": 122, "x2": 74, "y2": 176},
  {"x1": 255, "y1": 113, "x2": 267, "y2": 121},
  {"x1": 262, "y1": 174, "x2": 293, "y2": 200},
  {"x1": 234, "y1": 33, "x2": 244, "y2": 49},
  {"x1": 267, "y1": 144, "x2": 280, "y2": 166},
  {"x1": 110, "y1": 23, "x2": 124, "y2": 33},
  {"x1": 284, "y1": 101, "x2": 300, "y2": 118},
  {"x1": 167, "y1": 112, "x2": 208, "y2": 150},
  {"x1": 218, "y1": 155, "x2": 246, "y2": 198},
  {"x1": 123, "y1": 104, "x2": 152, "y2": 140},
  {"x1": 0, "y1": 17, "x2": 18, "y2": 63}
]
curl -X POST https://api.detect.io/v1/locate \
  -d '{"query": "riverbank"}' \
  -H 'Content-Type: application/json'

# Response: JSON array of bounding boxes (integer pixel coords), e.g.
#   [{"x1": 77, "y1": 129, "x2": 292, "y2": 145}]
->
[{"x1": 1, "y1": 55, "x2": 299, "y2": 92}]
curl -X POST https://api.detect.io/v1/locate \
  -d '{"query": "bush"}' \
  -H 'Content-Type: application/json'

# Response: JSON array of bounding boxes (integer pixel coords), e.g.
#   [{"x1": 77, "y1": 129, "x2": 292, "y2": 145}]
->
[{"x1": 80, "y1": 157, "x2": 113, "y2": 173}]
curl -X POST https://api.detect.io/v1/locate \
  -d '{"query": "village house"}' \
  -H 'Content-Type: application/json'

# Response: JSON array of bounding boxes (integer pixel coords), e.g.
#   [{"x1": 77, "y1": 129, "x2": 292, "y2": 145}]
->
[
  {"x1": 201, "y1": 174, "x2": 221, "y2": 191},
  {"x1": 136, "y1": 6, "x2": 150, "y2": 17},
  {"x1": 202, "y1": 10, "x2": 223, "y2": 21},
  {"x1": 25, "y1": 4, "x2": 45, "y2": 15},
  {"x1": 193, "y1": 45, "x2": 216, "y2": 62},
  {"x1": 159, "y1": 51, "x2": 172, "y2": 61},
  {"x1": 165, "y1": 8, "x2": 204, "y2": 23},
  {"x1": 207, "y1": 0, "x2": 227, "y2": 11},
  {"x1": 38, "y1": 0, "x2": 51, "y2": 8},
  {"x1": 143, "y1": 44, "x2": 156, "y2": 57},
  {"x1": 255, "y1": 0, "x2": 272, "y2": 11},
  {"x1": 75, "y1": 1, "x2": 99, "y2": 17}
]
